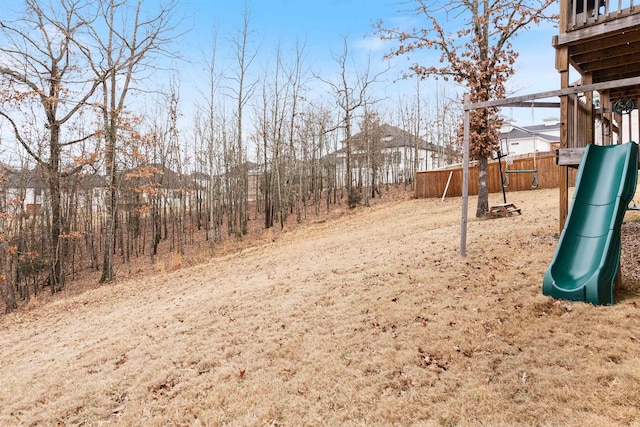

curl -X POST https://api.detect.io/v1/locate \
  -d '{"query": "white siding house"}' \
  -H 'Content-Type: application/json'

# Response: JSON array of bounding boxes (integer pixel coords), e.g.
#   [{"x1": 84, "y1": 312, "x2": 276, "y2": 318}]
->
[
  {"x1": 499, "y1": 117, "x2": 560, "y2": 156},
  {"x1": 334, "y1": 124, "x2": 457, "y2": 188},
  {"x1": 1, "y1": 167, "x2": 108, "y2": 215},
  {"x1": 1, "y1": 167, "x2": 47, "y2": 215}
]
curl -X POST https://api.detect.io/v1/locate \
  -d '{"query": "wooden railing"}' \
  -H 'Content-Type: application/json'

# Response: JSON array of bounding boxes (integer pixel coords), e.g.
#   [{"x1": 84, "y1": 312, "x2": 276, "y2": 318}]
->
[
  {"x1": 568, "y1": 0, "x2": 637, "y2": 30},
  {"x1": 414, "y1": 152, "x2": 578, "y2": 199}
]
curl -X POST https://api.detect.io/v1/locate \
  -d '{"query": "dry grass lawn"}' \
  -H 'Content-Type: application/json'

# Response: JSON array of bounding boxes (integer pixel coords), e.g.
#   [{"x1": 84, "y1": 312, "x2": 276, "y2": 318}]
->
[{"x1": 2, "y1": 188, "x2": 640, "y2": 426}]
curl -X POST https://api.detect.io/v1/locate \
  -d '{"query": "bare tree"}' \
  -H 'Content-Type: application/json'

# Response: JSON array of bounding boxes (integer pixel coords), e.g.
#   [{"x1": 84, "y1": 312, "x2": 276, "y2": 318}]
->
[
  {"x1": 227, "y1": 2, "x2": 257, "y2": 236},
  {"x1": 429, "y1": 86, "x2": 463, "y2": 167},
  {"x1": 397, "y1": 88, "x2": 420, "y2": 188},
  {"x1": 201, "y1": 30, "x2": 223, "y2": 246},
  {"x1": 90, "y1": 0, "x2": 180, "y2": 282},
  {"x1": 0, "y1": 0, "x2": 104, "y2": 292},
  {"x1": 0, "y1": 166, "x2": 18, "y2": 312},
  {"x1": 377, "y1": 0, "x2": 555, "y2": 216},
  {"x1": 316, "y1": 37, "x2": 388, "y2": 197},
  {"x1": 264, "y1": 45, "x2": 287, "y2": 229},
  {"x1": 255, "y1": 64, "x2": 277, "y2": 229},
  {"x1": 303, "y1": 104, "x2": 332, "y2": 216}
]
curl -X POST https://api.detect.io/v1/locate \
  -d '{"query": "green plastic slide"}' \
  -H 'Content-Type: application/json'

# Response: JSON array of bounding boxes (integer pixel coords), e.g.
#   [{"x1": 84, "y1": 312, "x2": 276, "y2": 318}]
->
[{"x1": 543, "y1": 142, "x2": 638, "y2": 305}]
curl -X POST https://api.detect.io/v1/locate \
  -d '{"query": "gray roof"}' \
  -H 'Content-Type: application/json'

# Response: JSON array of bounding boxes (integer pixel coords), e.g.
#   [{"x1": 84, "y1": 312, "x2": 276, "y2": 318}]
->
[
  {"x1": 121, "y1": 163, "x2": 192, "y2": 189},
  {"x1": 1, "y1": 166, "x2": 47, "y2": 190},
  {"x1": 339, "y1": 123, "x2": 436, "y2": 152},
  {"x1": 500, "y1": 122, "x2": 560, "y2": 143}
]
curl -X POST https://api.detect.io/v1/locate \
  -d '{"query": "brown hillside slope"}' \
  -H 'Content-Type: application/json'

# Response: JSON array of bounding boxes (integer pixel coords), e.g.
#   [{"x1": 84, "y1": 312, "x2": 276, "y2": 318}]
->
[{"x1": 1, "y1": 188, "x2": 640, "y2": 426}]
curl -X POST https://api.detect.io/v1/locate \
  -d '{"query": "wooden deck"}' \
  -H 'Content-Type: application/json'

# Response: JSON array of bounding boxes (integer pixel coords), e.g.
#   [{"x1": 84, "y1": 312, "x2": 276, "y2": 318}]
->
[{"x1": 555, "y1": 3, "x2": 640, "y2": 102}]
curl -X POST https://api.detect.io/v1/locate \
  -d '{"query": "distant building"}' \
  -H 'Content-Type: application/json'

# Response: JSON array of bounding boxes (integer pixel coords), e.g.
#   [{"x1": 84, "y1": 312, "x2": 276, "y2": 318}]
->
[
  {"x1": 0, "y1": 166, "x2": 107, "y2": 215},
  {"x1": 499, "y1": 117, "x2": 560, "y2": 156},
  {"x1": 1, "y1": 166, "x2": 47, "y2": 215},
  {"x1": 189, "y1": 161, "x2": 261, "y2": 203},
  {"x1": 333, "y1": 123, "x2": 457, "y2": 188},
  {"x1": 120, "y1": 164, "x2": 196, "y2": 208}
]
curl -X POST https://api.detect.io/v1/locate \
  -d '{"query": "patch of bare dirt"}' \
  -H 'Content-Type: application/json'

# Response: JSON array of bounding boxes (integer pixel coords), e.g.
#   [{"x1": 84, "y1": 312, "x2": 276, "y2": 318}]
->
[{"x1": 1, "y1": 187, "x2": 640, "y2": 426}]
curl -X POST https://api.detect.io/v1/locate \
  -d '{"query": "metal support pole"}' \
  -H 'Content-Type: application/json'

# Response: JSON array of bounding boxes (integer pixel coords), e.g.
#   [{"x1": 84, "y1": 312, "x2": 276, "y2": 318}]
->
[
  {"x1": 497, "y1": 151, "x2": 507, "y2": 204},
  {"x1": 461, "y1": 94, "x2": 470, "y2": 257}
]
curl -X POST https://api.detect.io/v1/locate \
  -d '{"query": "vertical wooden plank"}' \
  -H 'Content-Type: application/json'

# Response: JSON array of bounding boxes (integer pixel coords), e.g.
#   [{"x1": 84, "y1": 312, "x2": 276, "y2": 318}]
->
[
  {"x1": 615, "y1": 111, "x2": 623, "y2": 142},
  {"x1": 559, "y1": 59, "x2": 570, "y2": 233},
  {"x1": 559, "y1": 0, "x2": 568, "y2": 33},
  {"x1": 601, "y1": 91, "x2": 612, "y2": 145},
  {"x1": 583, "y1": 73, "x2": 594, "y2": 145}
]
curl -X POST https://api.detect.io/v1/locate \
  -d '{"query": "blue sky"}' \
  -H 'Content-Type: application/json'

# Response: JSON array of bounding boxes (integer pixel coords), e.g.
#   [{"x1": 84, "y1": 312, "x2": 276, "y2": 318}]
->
[
  {"x1": 174, "y1": 0, "x2": 562, "y2": 126},
  {"x1": 2, "y1": 0, "x2": 562, "y2": 124},
  {"x1": 0, "y1": 0, "x2": 563, "y2": 154},
  {"x1": 181, "y1": 0, "x2": 401, "y2": 57},
  {"x1": 175, "y1": 0, "x2": 410, "y2": 101}
]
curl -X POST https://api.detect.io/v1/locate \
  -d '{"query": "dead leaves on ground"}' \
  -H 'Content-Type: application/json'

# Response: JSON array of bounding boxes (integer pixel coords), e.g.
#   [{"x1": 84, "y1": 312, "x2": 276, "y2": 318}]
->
[{"x1": 417, "y1": 347, "x2": 448, "y2": 374}]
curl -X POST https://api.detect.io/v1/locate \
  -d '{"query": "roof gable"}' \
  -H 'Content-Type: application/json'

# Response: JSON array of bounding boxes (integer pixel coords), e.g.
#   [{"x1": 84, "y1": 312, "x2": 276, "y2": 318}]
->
[{"x1": 341, "y1": 123, "x2": 436, "y2": 152}]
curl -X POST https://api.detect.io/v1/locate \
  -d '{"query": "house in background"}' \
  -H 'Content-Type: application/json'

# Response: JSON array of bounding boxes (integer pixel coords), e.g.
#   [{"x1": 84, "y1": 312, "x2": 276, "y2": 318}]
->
[
  {"x1": 0, "y1": 166, "x2": 47, "y2": 216},
  {"x1": 1, "y1": 165, "x2": 108, "y2": 216},
  {"x1": 69, "y1": 173, "x2": 107, "y2": 213},
  {"x1": 333, "y1": 123, "x2": 457, "y2": 188},
  {"x1": 499, "y1": 117, "x2": 561, "y2": 156},
  {"x1": 121, "y1": 163, "x2": 196, "y2": 208},
  {"x1": 244, "y1": 161, "x2": 261, "y2": 202},
  {"x1": 499, "y1": 106, "x2": 639, "y2": 161}
]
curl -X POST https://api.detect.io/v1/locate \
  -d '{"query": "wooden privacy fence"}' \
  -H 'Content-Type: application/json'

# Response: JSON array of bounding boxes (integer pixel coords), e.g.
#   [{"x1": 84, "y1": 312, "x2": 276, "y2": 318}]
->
[{"x1": 414, "y1": 151, "x2": 578, "y2": 199}]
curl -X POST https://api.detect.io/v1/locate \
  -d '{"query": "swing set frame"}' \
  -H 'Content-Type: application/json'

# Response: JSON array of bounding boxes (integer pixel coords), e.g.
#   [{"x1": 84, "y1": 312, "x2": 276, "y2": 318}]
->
[{"x1": 460, "y1": 75, "x2": 640, "y2": 257}]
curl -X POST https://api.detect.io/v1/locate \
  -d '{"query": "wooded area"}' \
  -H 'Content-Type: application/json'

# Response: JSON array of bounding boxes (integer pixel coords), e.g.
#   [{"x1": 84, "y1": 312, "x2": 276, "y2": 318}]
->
[{"x1": 0, "y1": 1, "x2": 464, "y2": 313}]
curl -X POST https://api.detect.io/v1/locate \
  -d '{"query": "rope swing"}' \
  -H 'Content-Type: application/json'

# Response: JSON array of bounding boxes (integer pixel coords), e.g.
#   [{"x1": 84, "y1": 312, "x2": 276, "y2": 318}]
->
[{"x1": 502, "y1": 102, "x2": 539, "y2": 189}]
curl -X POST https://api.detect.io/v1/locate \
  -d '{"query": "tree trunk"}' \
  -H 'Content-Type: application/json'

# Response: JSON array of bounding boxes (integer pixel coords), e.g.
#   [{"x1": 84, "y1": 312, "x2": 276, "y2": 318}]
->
[
  {"x1": 1, "y1": 241, "x2": 17, "y2": 314},
  {"x1": 476, "y1": 156, "x2": 489, "y2": 218},
  {"x1": 48, "y1": 124, "x2": 65, "y2": 293},
  {"x1": 100, "y1": 108, "x2": 117, "y2": 283},
  {"x1": 100, "y1": 180, "x2": 116, "y2": 282}
]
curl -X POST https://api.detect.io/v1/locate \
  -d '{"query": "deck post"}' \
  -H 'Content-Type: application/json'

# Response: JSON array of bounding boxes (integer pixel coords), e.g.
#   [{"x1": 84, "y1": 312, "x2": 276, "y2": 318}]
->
[{"x1": 557, "y1": 45, "x2": 570, "y2": 232}]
